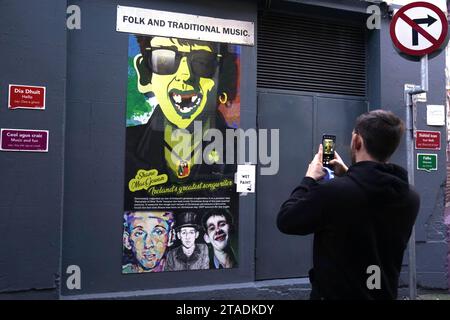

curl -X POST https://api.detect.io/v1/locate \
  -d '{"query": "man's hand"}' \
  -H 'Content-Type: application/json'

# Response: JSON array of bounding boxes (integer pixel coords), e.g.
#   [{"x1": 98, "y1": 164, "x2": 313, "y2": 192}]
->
[
  {"x1": 306, "y1": 144, "x2": 326, "y2": 181},
  {"x1": 329, "y1": 151, "x2": 348, "y2": 177}
]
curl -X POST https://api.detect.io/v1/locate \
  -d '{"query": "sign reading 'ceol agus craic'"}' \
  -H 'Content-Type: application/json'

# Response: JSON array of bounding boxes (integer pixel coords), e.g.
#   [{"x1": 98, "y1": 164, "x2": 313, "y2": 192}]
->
[{"x1": 116, "y1": 5, "x2": 254, "y2": 45}]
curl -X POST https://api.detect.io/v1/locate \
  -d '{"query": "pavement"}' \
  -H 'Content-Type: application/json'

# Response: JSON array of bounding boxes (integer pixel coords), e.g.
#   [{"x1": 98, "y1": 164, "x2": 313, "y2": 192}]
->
[{"x1": 417, "y1": 293, "x2": 450, "y2": 300}]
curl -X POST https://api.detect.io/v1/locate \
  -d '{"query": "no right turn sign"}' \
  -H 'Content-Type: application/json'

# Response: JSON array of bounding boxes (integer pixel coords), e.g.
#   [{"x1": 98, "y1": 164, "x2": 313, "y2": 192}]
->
[{"x1": 390, "y1": 1, "x2": 448, "y2": 56}]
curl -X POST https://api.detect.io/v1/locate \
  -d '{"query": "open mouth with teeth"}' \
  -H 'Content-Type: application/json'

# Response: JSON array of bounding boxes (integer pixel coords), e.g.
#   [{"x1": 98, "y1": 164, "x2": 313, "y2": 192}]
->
[
  {"x1": 169, "y1": 89, "x2": 203, "y2": 118},
  {"x1": 214, "y1": 232, "x2": 227, "y2": 242}
]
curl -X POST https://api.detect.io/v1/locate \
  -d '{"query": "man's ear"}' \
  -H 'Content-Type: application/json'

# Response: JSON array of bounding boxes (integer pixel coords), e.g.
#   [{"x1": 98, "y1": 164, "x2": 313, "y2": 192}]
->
[
  {"x1": 123, "y1": 231, "x2": 132, "y2": 250},
  {"x1": 195, "y1": 231, "x2": 199, "y2": 239},
  {"x1": 354, "y1": 134, "x2": 362, "y2": 151},
  {"x1": 133, "y1": 54, "x2": 153, "y2": 94},
  {"x1": 203, "y1": 233, "x2": 211, "y2": 244}
]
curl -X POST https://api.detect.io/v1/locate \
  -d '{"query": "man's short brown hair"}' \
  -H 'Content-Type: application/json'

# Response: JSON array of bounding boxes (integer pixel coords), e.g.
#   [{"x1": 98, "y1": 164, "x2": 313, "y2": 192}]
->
[{"x1": 354, "y1": 110, "x2": 405, "y2": 162}]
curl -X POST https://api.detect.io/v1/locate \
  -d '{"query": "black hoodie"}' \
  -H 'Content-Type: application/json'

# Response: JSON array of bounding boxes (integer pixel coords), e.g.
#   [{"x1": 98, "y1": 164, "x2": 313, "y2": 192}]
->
[{"x1": 277, "y1": 161, "x2": 420, "y2": 300}]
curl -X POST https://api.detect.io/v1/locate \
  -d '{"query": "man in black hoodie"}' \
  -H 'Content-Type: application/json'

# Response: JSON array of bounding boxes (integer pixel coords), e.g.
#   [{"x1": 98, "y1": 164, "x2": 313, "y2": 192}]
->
[{"x1": 277, "y1": 110, "x2": 420, "y2": 300}]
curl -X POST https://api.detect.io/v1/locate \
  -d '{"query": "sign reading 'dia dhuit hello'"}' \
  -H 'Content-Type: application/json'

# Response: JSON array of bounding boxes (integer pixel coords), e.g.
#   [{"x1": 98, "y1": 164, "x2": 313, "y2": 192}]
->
[
  {"x1": 8, "y1": 84, "x2": 46, "y2": 110},
  {"x1": 116, "y1": 6, "x2": 254, "y2": 45},
  {"x1": 0, "y1": 129, "x2": 49, "y2": 152},
  {"x1": 417, "y1": 153, "x2": 437, "y2": 172}
]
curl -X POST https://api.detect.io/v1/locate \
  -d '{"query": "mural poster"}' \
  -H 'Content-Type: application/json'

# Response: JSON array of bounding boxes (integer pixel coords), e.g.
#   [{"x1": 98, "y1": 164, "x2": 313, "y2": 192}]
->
[{"x1": 123, "y1": 34, "x2": 240, "y2": 273}]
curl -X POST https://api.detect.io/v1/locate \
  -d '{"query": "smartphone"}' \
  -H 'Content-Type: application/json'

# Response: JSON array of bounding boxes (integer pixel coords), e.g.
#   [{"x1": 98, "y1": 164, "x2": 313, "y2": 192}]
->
[{"x1": 322, "y1": 134, "x2": 336, "y2": 168}]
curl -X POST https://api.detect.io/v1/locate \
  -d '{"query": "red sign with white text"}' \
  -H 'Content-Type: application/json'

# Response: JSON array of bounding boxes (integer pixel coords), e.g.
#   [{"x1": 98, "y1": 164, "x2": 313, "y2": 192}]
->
[
  {"x1": 415, "y1": 130, "x2": 441, "y2": 150},
  {"x1": 8, "y1": 84, "x2": 46, "y2": 110}
]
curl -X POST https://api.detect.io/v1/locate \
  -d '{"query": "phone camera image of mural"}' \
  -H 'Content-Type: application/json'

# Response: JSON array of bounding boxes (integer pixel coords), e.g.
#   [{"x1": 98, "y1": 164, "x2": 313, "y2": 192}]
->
[
  {"x1": 123, "y1": 35, "x2": 240, "y2": 273},
  {"x1": 323, "y1": 139, "x2": 334, "y2": 154}
]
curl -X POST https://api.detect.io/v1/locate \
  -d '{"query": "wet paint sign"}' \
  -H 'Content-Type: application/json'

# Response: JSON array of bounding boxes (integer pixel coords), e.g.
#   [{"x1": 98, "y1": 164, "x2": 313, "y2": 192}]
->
[
  {"x1": 0, "y1": 129, "x2": 49, "y2": 152},
  {"x1": 8, "y1": 84, "x2": 46, "y2": 110},
  {"x1": 415, "y1": 130, "x2": 440, "y2": 150},
  {"x1": 417, "y1": 153, "x2": 437, "y2": 172},
  {"x1": 236, "y1": 164, "x2": 256, "y2": 193}
]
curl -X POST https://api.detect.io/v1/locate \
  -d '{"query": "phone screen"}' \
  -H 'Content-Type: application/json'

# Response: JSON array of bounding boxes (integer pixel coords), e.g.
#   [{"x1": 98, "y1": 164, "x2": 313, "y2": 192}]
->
[{"x1": 322, "y1": 135, "x2": 336, "y2": 167}]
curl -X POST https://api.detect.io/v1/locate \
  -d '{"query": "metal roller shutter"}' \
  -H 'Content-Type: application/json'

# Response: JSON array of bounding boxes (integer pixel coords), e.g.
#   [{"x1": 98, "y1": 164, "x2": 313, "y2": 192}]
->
[{"x1": 257, "y1": 11, "x2": 367, "y2": 97}]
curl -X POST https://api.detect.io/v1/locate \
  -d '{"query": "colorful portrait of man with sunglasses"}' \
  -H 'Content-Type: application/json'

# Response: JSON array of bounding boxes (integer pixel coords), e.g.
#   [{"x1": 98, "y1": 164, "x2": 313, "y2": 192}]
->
[
  {"x1": 134, "y1": 36, "x2": 221, "y2": 129},
  {"x1": 124, "y1": 35, "x2": 240, "y2": 211}
]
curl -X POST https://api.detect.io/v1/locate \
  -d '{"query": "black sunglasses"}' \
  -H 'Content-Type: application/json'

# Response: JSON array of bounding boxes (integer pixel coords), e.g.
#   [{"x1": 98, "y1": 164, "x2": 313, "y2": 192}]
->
[{"x1": 145, "y1": 48, "x2": 220, "y2": 78}]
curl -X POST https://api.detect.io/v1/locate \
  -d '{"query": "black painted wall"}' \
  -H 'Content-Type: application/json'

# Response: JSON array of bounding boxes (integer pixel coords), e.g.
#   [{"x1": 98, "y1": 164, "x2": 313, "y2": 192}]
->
[
  {"x1": 0, "y1": 0, "x2": 67, "y2": 299},
  {"x1": 61, "y1": 0, "x2": 257, "y2": 296}
]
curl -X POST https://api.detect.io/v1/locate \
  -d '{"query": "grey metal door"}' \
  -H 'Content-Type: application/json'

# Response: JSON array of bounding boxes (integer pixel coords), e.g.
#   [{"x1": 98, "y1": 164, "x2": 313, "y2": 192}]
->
[
  {"x1": 256, "y1": 91, "x2": 367, "y2": 280},
  {"x1": 256, "y1": 91, "x2": 314, "y2": 280},
  {"x1": 255, "y1": 8, "x2": 368, "y2": 280}
]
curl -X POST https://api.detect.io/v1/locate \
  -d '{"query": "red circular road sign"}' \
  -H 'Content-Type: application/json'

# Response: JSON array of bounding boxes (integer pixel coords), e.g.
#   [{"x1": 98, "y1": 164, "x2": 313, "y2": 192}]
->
[{"x1": 390, "y1": 1, "x2": 448, "y2": 56}]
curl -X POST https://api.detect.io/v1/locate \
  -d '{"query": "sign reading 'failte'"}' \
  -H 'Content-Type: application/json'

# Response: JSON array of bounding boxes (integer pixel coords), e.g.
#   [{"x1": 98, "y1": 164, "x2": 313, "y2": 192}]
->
[{"x1": 8, "y1": 84, "x2": 46, "y2": 110}]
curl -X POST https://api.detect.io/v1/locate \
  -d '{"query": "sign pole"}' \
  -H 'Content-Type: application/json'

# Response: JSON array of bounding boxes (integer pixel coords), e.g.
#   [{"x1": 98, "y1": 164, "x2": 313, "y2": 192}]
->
[
  {"x1": 405, "y1": 83, "x2": 417, "y2": 300},
  {"x1": 421, "y1": 54, "x2": 429, "y2": 92},
  {"x1": 404, "y1": 54, "x2": 429, "y2": 300}
]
